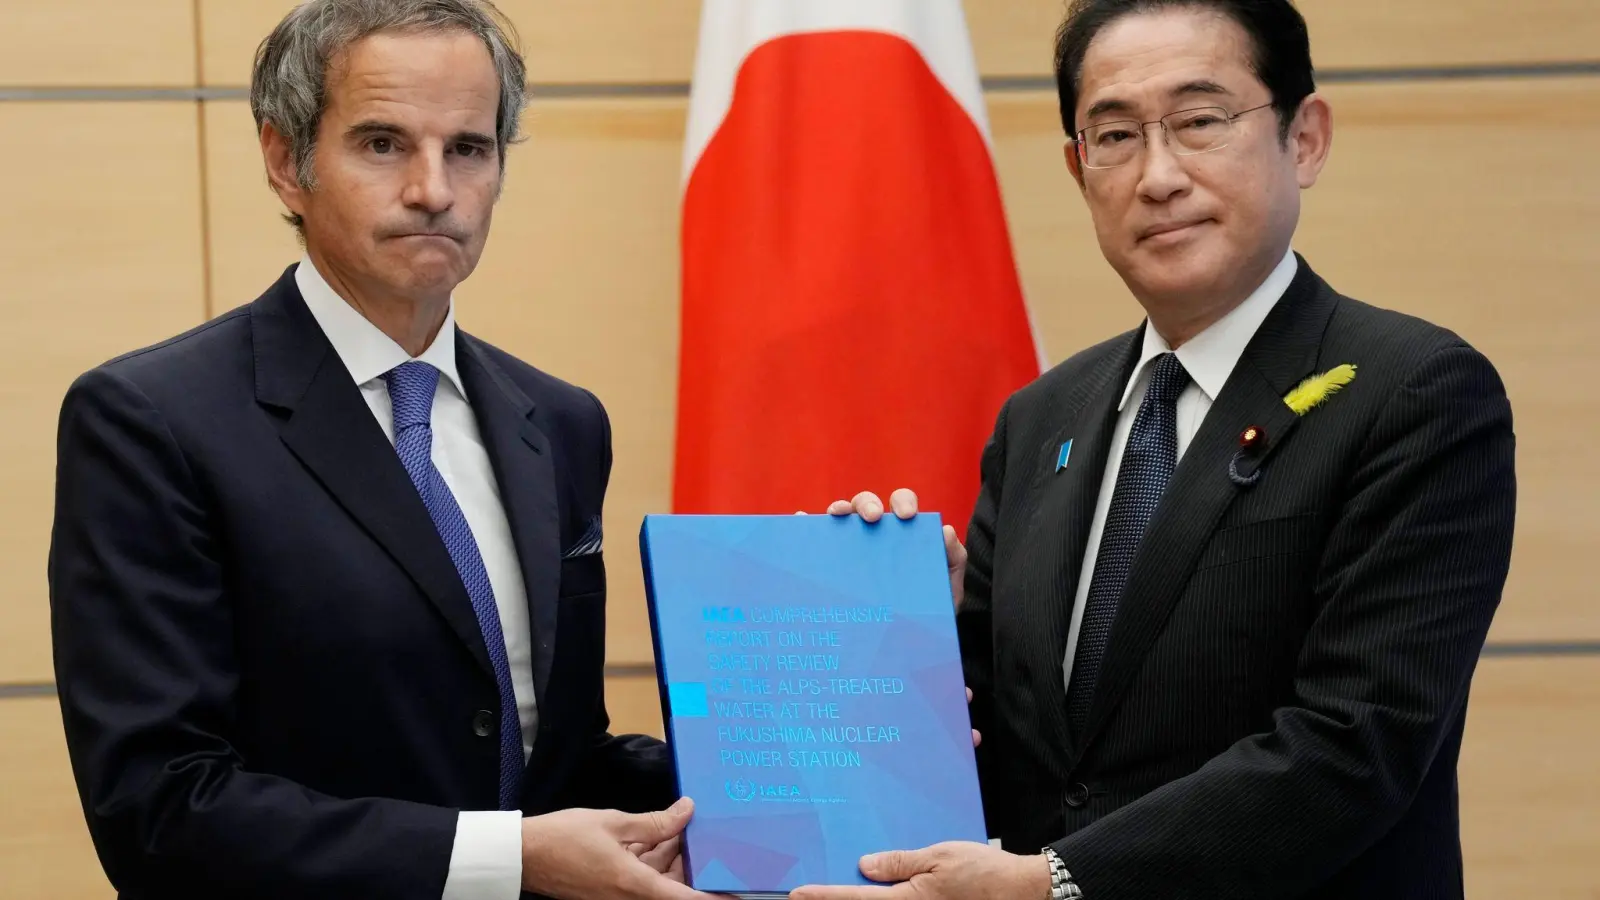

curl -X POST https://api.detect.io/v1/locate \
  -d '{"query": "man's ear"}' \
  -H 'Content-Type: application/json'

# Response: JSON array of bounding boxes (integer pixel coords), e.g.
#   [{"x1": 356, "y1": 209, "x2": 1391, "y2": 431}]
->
[
  {"x1": 260, "y1": 122, "x2": 309, "y2": 220},
  {"x1": 1290, "y1": 93, "x2": 1333, "y2": 190},
  {"x1": 1063, "y1": 140, "x2": 1085, "y2": 190}
]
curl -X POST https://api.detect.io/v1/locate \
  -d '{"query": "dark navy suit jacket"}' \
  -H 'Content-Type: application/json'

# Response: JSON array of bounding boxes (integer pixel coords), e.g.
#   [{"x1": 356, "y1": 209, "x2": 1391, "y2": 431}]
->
[{"x1": 49, "y1": 266, "x2": 674, "y2": 898}]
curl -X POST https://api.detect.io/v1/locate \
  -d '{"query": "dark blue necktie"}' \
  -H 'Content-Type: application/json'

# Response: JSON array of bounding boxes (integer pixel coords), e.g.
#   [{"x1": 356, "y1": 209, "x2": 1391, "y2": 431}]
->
[
  {"x1": 1066, "y1": 352, "x2": 1190, "y2": 734},
  {"x1": 385, "y1": 361, "x2": 523, "y2": 810}
]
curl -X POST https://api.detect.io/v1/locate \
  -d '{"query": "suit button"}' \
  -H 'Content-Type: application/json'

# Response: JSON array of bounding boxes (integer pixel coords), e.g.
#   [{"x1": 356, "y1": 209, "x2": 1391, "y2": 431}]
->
[
  {"x1": 472, "y1": 709, "x2": 495, "y2": 737},
  {"x1": 1065, "y1": 783, "x2": 1090, "y2": 808}
]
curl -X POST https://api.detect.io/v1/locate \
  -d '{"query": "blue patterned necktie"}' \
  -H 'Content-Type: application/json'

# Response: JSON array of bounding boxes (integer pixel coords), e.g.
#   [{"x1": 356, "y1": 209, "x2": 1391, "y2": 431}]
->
[
  {"x1": 384, "y1": 361, "x2": 523, "y2": 810},
  {"x1": 1066, "y1": 352, "x2": 1190, "y2": 734}
]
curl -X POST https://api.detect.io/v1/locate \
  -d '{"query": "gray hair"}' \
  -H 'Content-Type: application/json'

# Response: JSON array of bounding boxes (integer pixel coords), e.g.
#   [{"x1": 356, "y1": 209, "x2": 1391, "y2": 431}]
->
[{"x1": 250, "y1": 0, "x2": 529, "y2": 232}]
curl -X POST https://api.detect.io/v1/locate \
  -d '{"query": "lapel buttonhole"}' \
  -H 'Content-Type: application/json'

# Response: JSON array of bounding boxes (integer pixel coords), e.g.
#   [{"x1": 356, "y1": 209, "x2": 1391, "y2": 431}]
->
[{"x1": 1228, "y1": 448, "x2": 1264, "y2": 488}]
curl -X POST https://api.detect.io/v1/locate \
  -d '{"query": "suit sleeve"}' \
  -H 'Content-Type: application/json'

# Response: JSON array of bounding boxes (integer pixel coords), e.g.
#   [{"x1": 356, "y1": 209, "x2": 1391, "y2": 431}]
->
[
  {"x1": 959, "y1": 398, "x2": 1011, "y2": 835},
  {"x1": 49, "y1": 368, "x2": 459, "y2": 899},
  {"x1": 561, "y1": 704, "x2": 677, "y2": 814},
  {"x1": 555, "y1": 388, "x2": 676, "y2": 814},
  {"x1": 1051, "y1": 344, "x2": 1516, "y2": 898}
]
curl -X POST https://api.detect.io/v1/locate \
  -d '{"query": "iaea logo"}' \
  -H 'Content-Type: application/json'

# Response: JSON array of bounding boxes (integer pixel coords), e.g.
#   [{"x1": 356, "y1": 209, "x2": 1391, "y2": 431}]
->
[{"x1": 726, "y1": 779, "x2": 806, "y2": 801}]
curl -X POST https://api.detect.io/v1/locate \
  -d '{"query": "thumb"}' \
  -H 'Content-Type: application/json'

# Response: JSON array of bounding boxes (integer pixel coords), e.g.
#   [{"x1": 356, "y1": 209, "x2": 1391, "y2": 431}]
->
[
  {"x1": 616, "y1": 797, "x2": 694, "y2": 844},
  {"x1": 944, "y1": 525, "x2": 968, "y2": 573},
  {"x1": 859, "y1": 847, "x2": 936, "y2": 883},
  {"x1": 945, "y1": 525, "x2": 967, "y2": 610}
]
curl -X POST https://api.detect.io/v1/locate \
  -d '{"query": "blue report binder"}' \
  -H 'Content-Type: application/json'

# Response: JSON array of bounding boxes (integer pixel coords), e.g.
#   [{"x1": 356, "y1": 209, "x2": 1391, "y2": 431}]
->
[{"x1": 640, "y1": 514, "x2": 987, "y2": 897}]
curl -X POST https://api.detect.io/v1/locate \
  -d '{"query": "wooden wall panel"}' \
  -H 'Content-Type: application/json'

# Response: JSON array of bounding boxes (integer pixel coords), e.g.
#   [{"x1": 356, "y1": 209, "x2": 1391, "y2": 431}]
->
[
  {"x1": 199, "y1": 0, "x2": 701, "y2": 88},
  {"x1": 964, "y1": 0, "x2": 1600, "y2": 76},
  {"x1": 987, "y1": 79, "x2": 1600, "y2": 643},
  {"x1": 201, "y1": 101, "x2": 302, "y2": 310},
  {"x1": 507, "y1": 0, "x2": 700, "y2": 88},
  {"x1": 198, "y1": 0, "x2": 294, "y2": 88},
  {"x1": 1295, "y1": 0, "x2": 1600, "y2": 71},
  {"x1": 0, "y1": 0, "x2": 195, "y2": 87},
  {"x1": 0, "y1": 104, "x2": 207, "y2": 684},
  {"x1": 966, "y1": 0, "x2": 1066, "y2": 78},
  {"x1": 0, "y1": 698, "x2": 111, "y2": 899},
  {"x1": 606, "y1": 675, "x2": 667, "y2": 739},
  {"x1": 1459, "y1": 657, "x2": 1600, "y2": 897},
  {"x1": 197, "y1": 0, "x2": 1600, "y2": 89}
]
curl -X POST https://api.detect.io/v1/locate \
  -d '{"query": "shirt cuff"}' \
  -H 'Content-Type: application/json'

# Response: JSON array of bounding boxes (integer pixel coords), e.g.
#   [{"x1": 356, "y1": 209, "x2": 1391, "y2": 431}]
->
[{"x1": 440, "y1": 810, "x2": 523, "y2": 900}]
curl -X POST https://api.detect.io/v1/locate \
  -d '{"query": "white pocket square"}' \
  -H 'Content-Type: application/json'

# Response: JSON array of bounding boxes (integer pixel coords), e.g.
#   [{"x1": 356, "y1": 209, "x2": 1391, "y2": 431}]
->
[{"x1": 563, "y1": 516, "x2": 603, "y2": 558}]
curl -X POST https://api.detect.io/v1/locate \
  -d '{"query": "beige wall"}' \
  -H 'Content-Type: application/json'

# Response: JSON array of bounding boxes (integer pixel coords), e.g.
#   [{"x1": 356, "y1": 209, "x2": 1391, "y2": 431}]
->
[{"x1": 3, "y1": 1, "x2": 1596, "y2": 897}]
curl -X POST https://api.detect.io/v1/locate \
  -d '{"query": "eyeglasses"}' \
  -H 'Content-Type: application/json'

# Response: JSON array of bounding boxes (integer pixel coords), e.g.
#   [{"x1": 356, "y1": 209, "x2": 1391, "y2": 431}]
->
[{"x1": 1072, "y1": 103, "x2": 1274, "y2": 170}]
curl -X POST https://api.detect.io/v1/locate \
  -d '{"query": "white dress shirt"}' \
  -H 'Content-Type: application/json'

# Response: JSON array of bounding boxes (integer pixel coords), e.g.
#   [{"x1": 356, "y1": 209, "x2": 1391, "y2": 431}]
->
[
  {"x1": 296, "y1": 257, "x2": 530, "y2": 900},
  {"x1": 1063, "y1": 247, "x2": 1299, "y2": 693}
]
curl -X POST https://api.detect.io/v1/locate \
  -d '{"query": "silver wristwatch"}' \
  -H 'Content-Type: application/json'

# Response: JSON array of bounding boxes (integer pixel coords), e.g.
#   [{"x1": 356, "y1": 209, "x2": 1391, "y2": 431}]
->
[{"x1": 1042, "y1": 847, "x2": 1084, "y2": 899}]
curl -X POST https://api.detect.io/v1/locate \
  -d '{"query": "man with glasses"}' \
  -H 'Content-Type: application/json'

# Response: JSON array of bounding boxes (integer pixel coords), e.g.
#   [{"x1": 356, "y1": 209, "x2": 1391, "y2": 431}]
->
[{"x1": 798, "y1": 1, "x2": 1515, "y2": 898}]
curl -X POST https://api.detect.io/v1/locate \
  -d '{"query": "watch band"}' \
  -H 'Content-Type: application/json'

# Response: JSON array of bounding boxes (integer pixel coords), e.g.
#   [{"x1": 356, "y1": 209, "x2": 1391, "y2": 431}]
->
[{"x1": 1042, "y1": 847, "x2": 1084, "y2": 899}]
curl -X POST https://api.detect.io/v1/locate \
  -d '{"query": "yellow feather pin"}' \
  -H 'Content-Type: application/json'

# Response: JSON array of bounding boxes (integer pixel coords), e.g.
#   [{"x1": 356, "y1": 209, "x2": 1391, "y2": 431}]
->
[{"x1": 1283, "y1": 364, "x2": 1357, "y2": 415}]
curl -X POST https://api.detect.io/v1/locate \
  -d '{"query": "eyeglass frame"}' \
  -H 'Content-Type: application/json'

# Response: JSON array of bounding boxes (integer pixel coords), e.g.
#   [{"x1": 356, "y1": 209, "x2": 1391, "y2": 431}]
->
[{"x1": 1070, "y1": 102, "x2": 1275, "y2": 170}]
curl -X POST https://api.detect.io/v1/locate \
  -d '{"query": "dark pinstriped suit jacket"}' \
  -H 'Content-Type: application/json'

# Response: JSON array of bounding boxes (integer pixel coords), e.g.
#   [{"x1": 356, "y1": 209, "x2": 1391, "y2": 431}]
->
[{"x1": 958, "y1": 256, "x2": 1515, "y2": 899}]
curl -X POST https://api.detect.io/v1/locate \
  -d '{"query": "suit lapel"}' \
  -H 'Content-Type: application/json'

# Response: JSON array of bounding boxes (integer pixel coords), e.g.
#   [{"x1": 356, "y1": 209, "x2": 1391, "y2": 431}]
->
[
  {"x1": 251, "y1": 269, "x2": 494, "y2": 677},
  {"x1": 457, "y1": 337, "x2": 562, "y2": 714},
  {"x1": 1079, "y1": 257, "x2": 1340, "y2": 743},
  {"x1": 1021, "y1": 330, "x2": 1139, "y2": 769}
]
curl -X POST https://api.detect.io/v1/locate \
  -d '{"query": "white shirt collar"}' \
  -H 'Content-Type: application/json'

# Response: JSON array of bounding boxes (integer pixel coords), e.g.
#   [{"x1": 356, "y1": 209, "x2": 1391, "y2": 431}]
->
[
  {"x1": 294, "y1": 254, "x2": 466, "y2": 398},
  {"x1": 1117, "y1": 246, "x2": 1298, "y2": 411}
]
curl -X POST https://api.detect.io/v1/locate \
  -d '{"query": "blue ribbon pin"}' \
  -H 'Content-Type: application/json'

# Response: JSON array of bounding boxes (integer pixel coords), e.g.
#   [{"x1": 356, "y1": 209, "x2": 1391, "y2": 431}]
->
[{"x1": 1056, "y1": 439, "x2": 1074, "y2": 472}]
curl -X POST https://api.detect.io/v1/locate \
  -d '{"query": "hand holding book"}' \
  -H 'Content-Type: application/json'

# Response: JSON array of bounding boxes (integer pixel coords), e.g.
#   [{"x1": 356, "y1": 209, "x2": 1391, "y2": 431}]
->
[
  {"x1": 789, "y1": 842, "x2": 1050, "y2": 900},
  {"x1": 823, "y1": 489, "x2": 967, "y2": 610}
]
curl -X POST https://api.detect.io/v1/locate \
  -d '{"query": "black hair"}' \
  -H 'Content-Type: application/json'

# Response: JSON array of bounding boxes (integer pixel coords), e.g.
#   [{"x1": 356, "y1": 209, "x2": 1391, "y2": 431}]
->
[{"x1": 1053, "y1": 0, "x2": 1315, "y2": 141}]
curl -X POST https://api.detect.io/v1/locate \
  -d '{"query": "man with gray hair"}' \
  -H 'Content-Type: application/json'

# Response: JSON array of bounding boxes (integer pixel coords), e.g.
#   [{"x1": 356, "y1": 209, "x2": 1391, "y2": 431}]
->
[{"x1": 48, "y1": 2, "x2": 707, "y2": 898}]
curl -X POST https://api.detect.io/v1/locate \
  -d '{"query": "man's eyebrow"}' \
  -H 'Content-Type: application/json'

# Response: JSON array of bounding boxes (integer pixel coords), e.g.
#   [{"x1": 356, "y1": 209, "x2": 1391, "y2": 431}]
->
[
  {"x1": 450, "y1": 131, "x2": 497, "y2": 148},
  {"x1": 345, "y1": 120, "x2": 410, "y2": 140},
  {"x1": 1170, "y1": 79, "x2": 1232, "y2": 100},
  {"x1": 1084, "y1": 80, "x2": 1235, "y2": 123},
  {"x1": 1085, "y1": 97, "x2": 1133, "y2": 121}
]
